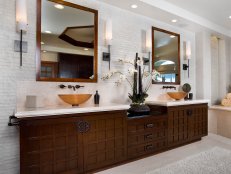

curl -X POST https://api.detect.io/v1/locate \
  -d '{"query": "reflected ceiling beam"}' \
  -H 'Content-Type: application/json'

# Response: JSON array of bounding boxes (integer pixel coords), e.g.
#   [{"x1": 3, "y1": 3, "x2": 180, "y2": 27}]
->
[
  {"x1": 59, "y1": 25, "x2": 94, "y2": 48},
  {"x1": 140, "y1": 0, "x2": 231, "y2": 37}
]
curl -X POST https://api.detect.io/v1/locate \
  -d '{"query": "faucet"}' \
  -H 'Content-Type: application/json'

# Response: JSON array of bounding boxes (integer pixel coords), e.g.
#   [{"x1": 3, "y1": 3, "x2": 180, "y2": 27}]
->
[
  {"x1": 162, "y1": 86, "x2": 176, "y2": 90},
  {"x1": 59, "y1": 84, "x2": 84, "y2": 91}
]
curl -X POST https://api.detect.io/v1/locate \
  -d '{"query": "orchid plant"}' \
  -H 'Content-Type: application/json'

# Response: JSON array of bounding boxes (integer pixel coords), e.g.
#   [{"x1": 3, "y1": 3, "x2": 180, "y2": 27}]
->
[{"x1": 102, "y1": 54, "x2": 160, "y2": 105}]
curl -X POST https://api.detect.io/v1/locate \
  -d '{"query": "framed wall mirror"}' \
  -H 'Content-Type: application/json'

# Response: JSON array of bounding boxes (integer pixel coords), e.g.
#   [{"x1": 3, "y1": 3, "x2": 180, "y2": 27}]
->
[
  {"x1": 36, "y1": 0, "x2": 98, "y2": 82},
  {"x1": 152, "y1": 27, "x2": 180, "y2": 84}
]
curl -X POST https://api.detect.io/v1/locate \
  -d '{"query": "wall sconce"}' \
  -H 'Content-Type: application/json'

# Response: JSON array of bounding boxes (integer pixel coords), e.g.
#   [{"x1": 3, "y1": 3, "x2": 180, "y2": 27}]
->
[
  {"x1": 103, "y1": 20, "x2": 112, "y2": 70},
  {"x1": 183, "y1": 41, "x2": 191, "y2": 77},
  {"x1": 16, "y1": 0, "x2": 28, "y2": 66}
]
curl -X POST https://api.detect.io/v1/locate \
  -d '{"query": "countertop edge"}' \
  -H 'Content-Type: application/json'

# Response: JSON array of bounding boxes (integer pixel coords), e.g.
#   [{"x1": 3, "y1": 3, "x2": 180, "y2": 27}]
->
[
  {"x1": 15, "y1": 105, "x2": 130, "y2": 119},
  {"x1": 146, "y1": 99, "x2": 210, "y2": 106}
]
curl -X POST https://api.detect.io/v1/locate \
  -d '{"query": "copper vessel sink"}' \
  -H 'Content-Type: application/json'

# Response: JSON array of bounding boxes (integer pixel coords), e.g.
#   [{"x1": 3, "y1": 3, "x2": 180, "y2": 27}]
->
[
  {"x1": 59, "y1": 94, "x2": 92, "y2": 106},
  {"x1": 167, "y1": 92, "x2": 187, "y2": 100}
]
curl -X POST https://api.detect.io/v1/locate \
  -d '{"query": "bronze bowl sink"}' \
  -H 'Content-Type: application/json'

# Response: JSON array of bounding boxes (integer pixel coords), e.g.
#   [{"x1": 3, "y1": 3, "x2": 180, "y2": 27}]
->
[{"x1": 59, "y1": 94, "x2": 92, "y2": 106}]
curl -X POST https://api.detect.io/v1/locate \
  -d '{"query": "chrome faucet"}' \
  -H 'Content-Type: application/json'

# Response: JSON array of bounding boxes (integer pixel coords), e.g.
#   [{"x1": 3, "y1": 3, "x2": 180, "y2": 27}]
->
[{"x1": 59, "y1": 84, "x2": 84, "y2": 91}]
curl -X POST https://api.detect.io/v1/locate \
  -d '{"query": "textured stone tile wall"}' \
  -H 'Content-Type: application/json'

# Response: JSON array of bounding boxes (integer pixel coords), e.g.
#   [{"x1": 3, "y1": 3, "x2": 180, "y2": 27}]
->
[{"x1": 0, "y1": 0, "x2": 195, "y2": 173}]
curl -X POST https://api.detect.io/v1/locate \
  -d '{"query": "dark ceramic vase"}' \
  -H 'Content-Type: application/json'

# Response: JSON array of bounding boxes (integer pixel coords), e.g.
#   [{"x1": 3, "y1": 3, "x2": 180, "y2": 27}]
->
[{"x1": 127, "y1": 103, "x2": 150, "y2": 117}]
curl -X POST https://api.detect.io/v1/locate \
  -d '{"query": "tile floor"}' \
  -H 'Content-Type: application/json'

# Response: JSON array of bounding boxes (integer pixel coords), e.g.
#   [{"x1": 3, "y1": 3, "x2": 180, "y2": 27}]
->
[{"x1": 96, "y1": 134, "x2": 231, "y2": 174}]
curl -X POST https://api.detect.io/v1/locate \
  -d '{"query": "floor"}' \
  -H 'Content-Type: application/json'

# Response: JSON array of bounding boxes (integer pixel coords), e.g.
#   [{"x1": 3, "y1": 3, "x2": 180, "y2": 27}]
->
[{"x1": 96, "y1": 134, "x2": 231, "y2": 174}]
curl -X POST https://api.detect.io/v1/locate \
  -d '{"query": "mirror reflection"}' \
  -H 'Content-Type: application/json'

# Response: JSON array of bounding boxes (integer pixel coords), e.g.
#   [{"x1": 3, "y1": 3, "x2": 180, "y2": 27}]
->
[
  {"x1": 152, "y1": 27, "x2": 180, "y2": 84},
  {"x1": 38, "y1": 0, "x2": 98, "y2": 81}
]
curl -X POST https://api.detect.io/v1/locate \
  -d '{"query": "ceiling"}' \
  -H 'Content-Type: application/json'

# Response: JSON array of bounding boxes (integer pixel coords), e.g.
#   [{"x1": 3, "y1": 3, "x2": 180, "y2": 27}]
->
[
  {"x1": 98, "y1": 0, "x2": 231, "y2": 37},
  {"x1": 165, "y1": 0, "x2": 231, "y2": 30}
]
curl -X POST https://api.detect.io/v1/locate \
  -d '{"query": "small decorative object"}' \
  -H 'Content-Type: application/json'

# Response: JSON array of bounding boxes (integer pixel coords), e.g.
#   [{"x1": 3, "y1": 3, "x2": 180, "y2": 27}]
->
[
  {"x1": 188, "y1": 93, "x2": 193, "y2": 100},
  {"x1": 182, "y1": 83, "x2": 191, "y2": 100},
  {"x1": 102, "y1": 53, "x2": 160, "y2": 117},
  {"x1": 94, "y1": 90, "x2": 100, "y2": 105}
]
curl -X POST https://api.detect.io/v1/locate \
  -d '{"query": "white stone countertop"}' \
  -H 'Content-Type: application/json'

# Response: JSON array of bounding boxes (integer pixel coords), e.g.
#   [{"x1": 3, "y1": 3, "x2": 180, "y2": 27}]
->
[
  {"x1": 15, "y1": 103, "x2": 130, "y2": 118},
  {"x1": 209, "y1": 105, "x2": 231, "y2": 111},
  {"x1": 145, "y1": 99, "x2": 210, "y2": 106}
]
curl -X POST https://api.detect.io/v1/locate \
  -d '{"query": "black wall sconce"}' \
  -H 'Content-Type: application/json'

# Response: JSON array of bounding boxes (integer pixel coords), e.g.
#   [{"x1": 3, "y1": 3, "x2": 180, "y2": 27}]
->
[
  {"x1": 16, "y1": 0, "x2": 28, "y2": 67},
  {"x1": 183, "y1": 60, "x2": 190, "y2": 77},
  {"x1": 103, "y1": 20, "x2": 112, "y2": 70},
  {"x1": 183, "y1": 41, "x2": 191, "y2": 78}
]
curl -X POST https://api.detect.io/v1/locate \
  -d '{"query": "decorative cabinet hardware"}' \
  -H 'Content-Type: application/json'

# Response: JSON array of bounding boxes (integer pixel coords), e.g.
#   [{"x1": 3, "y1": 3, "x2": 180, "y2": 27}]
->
[
  {"x1": 145, "y1": 123, "x2": 154, "y2": 128},
  {"x1": 145, "y1": 144, "x2": 154, "y2": 151},
  {"x1": 145, "y1": 134, "x2": 153, "y2": 140},
  {"x1": 77, "y1": 120, "x2": 90, "y2": 133},
  {"x1": 187, "y1": 109, "x2": 193, "y2": 116}
]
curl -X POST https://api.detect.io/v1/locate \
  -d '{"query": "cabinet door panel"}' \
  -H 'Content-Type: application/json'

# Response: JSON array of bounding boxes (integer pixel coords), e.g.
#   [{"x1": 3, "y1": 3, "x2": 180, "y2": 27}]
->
[
  {"x1": 83, "y1": 111, "x2": 127, "y2": 172},
  {"x1": 20, "y1": 117, "x2": 83, "y2": 174}
]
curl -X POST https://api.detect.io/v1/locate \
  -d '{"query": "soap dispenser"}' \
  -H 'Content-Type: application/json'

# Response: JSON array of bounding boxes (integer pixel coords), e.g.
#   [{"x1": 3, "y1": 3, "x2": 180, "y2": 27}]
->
[{"x1": 94, "y1": 90, "x2": 100, "y2": 104}]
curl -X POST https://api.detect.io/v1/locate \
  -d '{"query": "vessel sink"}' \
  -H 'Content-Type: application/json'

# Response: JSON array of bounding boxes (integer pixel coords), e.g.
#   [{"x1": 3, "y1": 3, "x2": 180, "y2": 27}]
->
[
  {"x1": 167, "y1": 92, "x2": 187, "y2": 100},
  {"x1": 59, "y1": 94, "x2": 92, "y2": 106}
]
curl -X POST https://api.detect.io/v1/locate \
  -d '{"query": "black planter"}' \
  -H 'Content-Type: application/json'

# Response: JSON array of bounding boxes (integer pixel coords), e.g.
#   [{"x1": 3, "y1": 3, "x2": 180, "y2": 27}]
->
[{"x1": 127, "y1": 103, "x2": 150, "y2": 117}]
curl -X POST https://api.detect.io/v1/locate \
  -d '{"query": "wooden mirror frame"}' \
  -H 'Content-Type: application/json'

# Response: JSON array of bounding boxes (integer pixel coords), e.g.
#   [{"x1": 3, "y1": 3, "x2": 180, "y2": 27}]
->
[
  {"x1": 36, "y1": 0, "x2": 98, "y2": 82},
  {"x1": 152, "y1": 27, "x2": 181, "y2": 85}
]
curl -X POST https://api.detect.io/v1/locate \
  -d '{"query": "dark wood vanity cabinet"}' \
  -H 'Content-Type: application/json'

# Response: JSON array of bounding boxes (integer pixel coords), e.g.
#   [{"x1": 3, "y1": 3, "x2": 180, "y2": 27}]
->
[
  {"x1": 127, "y1": 115, "x2": 168, "y2": 159},
  {"x1": 83, "y1": 112, "x2": 127, "y2": 172},
  {"x1": 20, "y1": 116, "x2": 84, "y2": 174},
  {"x1": 20, "y1": 110, "x2": 127, "y2": 174},
  {"x1": 167, "y1": 104, "x2": 208, "y2": 147},
  {"x1": 19, "y1": 104, "x2": 208, "y2": 174}
]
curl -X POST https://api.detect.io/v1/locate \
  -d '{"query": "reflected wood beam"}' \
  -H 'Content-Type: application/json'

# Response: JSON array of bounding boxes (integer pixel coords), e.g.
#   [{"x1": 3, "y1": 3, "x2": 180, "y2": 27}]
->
[{"x1": 59, "y1": 34, "x2": 94, "y2": 48}]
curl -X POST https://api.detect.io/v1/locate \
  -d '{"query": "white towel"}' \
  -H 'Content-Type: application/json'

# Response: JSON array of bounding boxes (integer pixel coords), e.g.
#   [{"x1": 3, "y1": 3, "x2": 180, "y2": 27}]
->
[
  {"x1": 221, "y1": 99, "x2": 231, "y2": 107},
  {"x1": 226, "y1": 93, "x2": 231, "y2": 99}
]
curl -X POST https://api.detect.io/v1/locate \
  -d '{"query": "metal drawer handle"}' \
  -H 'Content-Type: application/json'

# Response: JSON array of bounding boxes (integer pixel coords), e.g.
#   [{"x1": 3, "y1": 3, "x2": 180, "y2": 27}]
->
[
  {"x1": 77, "y1": 120, "x2": 90, "y2": 133},
  {"x1": 145, "y1": 144, "x2": 154, "y2": 151},
  {"x1": 145, "y1": 134, "x2": 153, "y2": 140},
  {"x1": 145, "y1": 123, "x2": 154, "y2": 128}
]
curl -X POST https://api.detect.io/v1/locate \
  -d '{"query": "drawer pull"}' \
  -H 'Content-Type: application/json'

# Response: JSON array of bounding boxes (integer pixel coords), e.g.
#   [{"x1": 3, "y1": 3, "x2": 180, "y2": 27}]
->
[
  {"x1": 145, "y1": 134, "x2": 153, "y2": 140},
  {"x1": 145, "y1": 123, "x2": 154, "y2": 128},
  {"x1": 145, "y1": 144, "x2": 154, "y2": 151}
]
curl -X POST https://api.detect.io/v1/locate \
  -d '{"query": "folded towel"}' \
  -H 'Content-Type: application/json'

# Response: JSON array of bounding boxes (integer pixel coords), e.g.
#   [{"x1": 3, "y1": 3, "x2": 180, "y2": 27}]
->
[
  {"x1": 221, "y1": 99, "x2": 231, "y2": 107},
  {"x1": 226, "y1": 93, "x2": 231, "y2": 99}
]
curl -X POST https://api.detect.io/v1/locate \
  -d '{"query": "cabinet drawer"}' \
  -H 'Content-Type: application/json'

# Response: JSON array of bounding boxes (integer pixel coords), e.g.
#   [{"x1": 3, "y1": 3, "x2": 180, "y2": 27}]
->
[
  {"x1": 128, "y1": 129, "x2": 167, "y2": 146},
  {"x1": 128, "y1": 139, "x2": 167, "y2": 158},
  {"x1": 128, "y1": 116, "x2": 167, "y2": 134}
]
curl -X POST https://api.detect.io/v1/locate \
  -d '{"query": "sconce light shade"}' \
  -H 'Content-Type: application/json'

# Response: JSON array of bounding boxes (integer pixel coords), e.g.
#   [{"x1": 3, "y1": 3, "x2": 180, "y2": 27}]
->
[
  {"x1": 105, "y1": 20, "x2": 112, "y2": 45},
  {"x1": 146, "y1": 29, "x2": 152, "y2": 52},
  {"x1": 185, "y1": 41, "x2": 191, "y2": 60},
  {"x1": 16, "y1": 0, "x2": 28, "y2": 32}
]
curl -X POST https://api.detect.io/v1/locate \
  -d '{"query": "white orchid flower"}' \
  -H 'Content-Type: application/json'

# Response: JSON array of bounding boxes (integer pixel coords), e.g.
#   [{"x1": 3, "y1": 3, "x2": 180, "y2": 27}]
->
[
  {"x1": 128, "y1": 68, "x2": 138, "y2": 75},
  {"x1": 119, "y1": 74, "x2": 126, "y2": 81},
  {"x1": 136, "y1": 59, "x2": 143, "y2": 66}
]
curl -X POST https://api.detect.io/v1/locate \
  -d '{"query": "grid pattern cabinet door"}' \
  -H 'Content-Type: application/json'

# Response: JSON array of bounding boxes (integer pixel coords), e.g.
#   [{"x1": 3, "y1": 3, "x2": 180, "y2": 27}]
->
[
  {"x1": 83, "y1": 111, "x2": 127, "y2": 172},
  {"x1": 20, "y1": 117, "x2": 83, "y2": 174},
  {"x1": 187, "y1": 104, "x2": 208, "y2": 140},
  {"x1": 167, "y1": 107, "x2": 189, "y2": 147},
  {"x1": 167, "y1": 104, "x2": 208, "y2": 147}
]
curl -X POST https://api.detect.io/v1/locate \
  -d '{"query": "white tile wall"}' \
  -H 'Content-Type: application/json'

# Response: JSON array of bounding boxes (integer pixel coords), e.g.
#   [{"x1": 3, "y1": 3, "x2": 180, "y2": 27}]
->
[{"x1": 0, "y1": 0, "x2": 196, "y2": 173}]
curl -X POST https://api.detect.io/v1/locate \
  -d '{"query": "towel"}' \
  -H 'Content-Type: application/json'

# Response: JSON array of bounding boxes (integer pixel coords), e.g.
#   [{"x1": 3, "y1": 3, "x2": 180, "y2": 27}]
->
[
  {"x1": 221, "y1": 99, "x2": 231, "y2": 107},
  {"x1": 226, "y1": 93, "x2": 231, "y2": 99}
]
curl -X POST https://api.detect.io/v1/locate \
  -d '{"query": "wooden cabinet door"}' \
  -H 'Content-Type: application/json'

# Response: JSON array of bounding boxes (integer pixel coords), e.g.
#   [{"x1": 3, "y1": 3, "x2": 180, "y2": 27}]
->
[
  {"x1": 168, "y1": 107, "x2": 188, "y2": 147},
  {"x1": 187, "y1": 104, "x2": 208, "y2": 141},
  {"x1": 20, "y1": 117, "x2": 83, "y2": 174},
  {"x1": 168, "y1": 104, "x2": 208, "y2": 147},
  {"x1": 83, "y1": 111, "x2": 127, "y2": 172}
]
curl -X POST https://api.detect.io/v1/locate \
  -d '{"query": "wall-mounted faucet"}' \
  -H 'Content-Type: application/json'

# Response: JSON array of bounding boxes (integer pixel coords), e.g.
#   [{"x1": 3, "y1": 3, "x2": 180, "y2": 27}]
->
[
  {"x1": 162, "y1": 86, "x2": 176, "y2": 90},
  {"x1": 59, "y1": 84, "x2": 84, "y2": 91}
]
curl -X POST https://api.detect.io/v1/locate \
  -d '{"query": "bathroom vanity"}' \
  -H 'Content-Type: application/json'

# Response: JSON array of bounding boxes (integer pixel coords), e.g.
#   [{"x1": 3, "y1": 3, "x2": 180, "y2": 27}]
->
[{"x1": 16, "y1": 100, "x2": 208, "y2": 174}]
